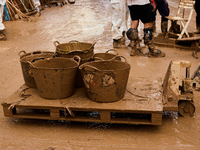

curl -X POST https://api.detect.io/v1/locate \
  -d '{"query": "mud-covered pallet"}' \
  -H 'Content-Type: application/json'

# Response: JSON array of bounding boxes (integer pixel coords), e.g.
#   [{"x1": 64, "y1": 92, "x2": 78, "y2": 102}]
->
[{"x1": 2, "y1": 77, "x2": 163, "y2": 125}]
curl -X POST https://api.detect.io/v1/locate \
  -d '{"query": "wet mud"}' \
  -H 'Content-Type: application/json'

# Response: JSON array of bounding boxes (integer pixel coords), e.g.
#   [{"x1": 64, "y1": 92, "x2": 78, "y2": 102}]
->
[{"x1": 0, "y1": 0, "x2": 200, "y2": 149}]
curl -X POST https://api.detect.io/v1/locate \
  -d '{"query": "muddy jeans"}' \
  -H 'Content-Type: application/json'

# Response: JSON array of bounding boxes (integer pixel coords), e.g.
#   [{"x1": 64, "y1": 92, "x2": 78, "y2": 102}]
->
[
  {"x1": 0, "y1": 4, "x2": 5, "y2": 30},
  {"x1": 111, "y1": 0, "x2": 131, "y2": 40}
]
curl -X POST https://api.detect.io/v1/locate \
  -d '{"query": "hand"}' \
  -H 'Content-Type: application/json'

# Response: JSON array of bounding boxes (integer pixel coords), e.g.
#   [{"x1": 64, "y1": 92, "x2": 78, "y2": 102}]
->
[{"x1": 150, "y1": 0, "x2": 156, "y2": 12}]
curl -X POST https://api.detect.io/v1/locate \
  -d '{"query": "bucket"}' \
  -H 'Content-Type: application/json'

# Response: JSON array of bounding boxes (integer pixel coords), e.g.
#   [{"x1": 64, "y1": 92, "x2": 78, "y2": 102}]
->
[
  {"x1": 92, "y1": 49, "x2": 120, "y2": 61},
  {"x1": 19, "y1": 51, "x2": 54, "y2": 88},
  {"x1": 28, "y1": 56, "x2": 80, "y2": 99},
  {"x1": 54, "y1": 41, "x2": 95, "y2": 88},
  {"x1": 79, "y1": 56, "x2": 130, "y2": 103},
  {"x1": 54, "y1": 40, "x2": 95, "y2": 59}
]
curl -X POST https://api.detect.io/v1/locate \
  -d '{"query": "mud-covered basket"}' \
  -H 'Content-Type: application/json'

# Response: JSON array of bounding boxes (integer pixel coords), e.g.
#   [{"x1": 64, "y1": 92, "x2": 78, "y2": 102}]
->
[
  {"x1": 79, "y1": 56, "x2": 130, "y2": 103},
  {"x1": 54, "y1": 40, "x2": 95, "y2": 59},
  {"x1": 28, "y1": 56, "x2": 80, "y2": 99},
  {"x1": 54, "y1": 41, "x2": 95, "y2": 88},
  {"x1": 19, "y1": 51, "x2": 54, "y2": 88},
  {"x1": 92, "y1": 49, "x2": 120, "y2": 61}
]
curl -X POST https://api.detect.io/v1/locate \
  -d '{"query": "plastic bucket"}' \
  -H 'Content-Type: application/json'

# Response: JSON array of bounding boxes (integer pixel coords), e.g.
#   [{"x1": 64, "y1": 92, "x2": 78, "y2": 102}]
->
[
  {"x1": 54, "y1": 41, "x2": 95, "y2": 88},
  {"x1": 79, "y1": 56, "x2": 130, "y2": 103},
  {"x1": 28, "y1": 56, "x2": 80, "y2": 99},
  {"x1": 54, "y1": 40, "x2": 95, "y2": 59},
  {"x1": 19, "y1": 51, "x2": 54, "y2": 88}
]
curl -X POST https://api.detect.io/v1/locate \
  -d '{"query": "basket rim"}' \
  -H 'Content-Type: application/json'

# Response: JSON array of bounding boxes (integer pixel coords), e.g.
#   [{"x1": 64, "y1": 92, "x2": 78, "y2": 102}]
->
[
  {"x1": 30, "y1": 57, "x2": 79, "y2": 70},
  {"x1": 55, "y1": 42, "x2": 94, "y2": 53},
  {"x1": 79, "y1": 60, "x2": 131, "y2": 71}
]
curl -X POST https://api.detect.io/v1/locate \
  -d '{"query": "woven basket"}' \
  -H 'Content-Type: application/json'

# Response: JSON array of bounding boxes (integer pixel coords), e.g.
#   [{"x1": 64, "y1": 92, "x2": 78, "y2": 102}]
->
[{"x1": 54, "y1": 40, "x2": 95, "y2": 59}]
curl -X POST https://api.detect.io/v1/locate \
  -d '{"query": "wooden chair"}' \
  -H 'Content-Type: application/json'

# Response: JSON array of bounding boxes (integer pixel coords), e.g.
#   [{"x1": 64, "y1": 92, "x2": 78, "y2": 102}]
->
[{"x1": 166, "y1": 0, "x2": 195, "y2": 39}]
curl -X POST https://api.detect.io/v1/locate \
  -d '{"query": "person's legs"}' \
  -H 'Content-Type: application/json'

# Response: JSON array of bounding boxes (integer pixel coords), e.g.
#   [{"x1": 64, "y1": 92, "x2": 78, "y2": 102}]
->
[
  {"x1": 111, "y1": 0, "x2": 128, "y2": 48},
  {"x1": 0, "y1": 4, "x2": 6, "y2": 41},
  {"x1": 195, "y1": 0, "x2": 200, "y2": 33},
  {"x1": 143, "y1": 26, "x2": 165, "y2": 57},
  {"x1": 138, "y1": 3, "x2": 165, "y2": 57},
  {"x1": 157, "y1": 0, "x2": 169, "y2": 35},
  {"x1": 127, "y1": 21, "x2": 140, "y2": 56},
  {"x1": 127, "y1": 5, "x2": 141, "y2": 55}
]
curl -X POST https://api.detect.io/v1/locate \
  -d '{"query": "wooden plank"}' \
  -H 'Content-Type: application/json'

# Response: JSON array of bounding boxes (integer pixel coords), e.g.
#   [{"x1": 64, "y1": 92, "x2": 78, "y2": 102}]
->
[
  {"x1": 1, "y1": 77, "x2": 163, "y2": 125},
  {"x1": 2, "y1": 103, "x2": 16, "y2": 117},
  {"x1": 50, "y1": 108, "x2": 60, "y2": 119},
  {"x1": 100, "y1": 111, "x2": 110, "y2": 122},
  {"x1": 151, "y1": 113, "x2": 162, "y2": 125}
]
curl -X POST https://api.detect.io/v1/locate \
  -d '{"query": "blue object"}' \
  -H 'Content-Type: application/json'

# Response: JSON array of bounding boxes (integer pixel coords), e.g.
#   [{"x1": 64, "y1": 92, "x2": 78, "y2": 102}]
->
[{"x1": 4, "y1": 5, "x2": 10, "y2": 21}]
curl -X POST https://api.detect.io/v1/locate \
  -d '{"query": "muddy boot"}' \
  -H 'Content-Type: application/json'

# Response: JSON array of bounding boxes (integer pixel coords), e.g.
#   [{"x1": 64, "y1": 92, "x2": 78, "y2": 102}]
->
[
  {"x1": 126, "y1": 28, "x2": 141, "y2": 56},
  {"x1": 113, "y1": 39, "x2": 120, "y2": 48},
  {"x1": 113, "y1": 32, "x2": 126, "y2": 48},
  {"x1": 121, "y1": 31, "x2": 126, "y2": 45},
  {"x1": 161, "y1": 21, "x2": 168, "y2": 37},
  {"x1": 144, "y1": 27, "x2": 165, "y2": 57},
  {"x1": 129, "y1": 40, "x2": 137, "y2": 56},
  {"x1": 0, "y1": 30, "x2": 7, "y2": 41}
]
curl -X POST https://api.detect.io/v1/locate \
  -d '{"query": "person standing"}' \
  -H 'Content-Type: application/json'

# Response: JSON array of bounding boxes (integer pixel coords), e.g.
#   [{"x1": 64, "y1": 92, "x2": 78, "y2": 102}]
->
[
  {"x1": 0, "y1": 0, "x2": 6, "y2": 41},
  {"x1": 111, "y1": 0, "x2": 130, "y2": 48},
  {"x1": 126, "y1": 0, "x2": 165, "y2": 57},
  {"x1": 152, "y1": 0, "x2": 170, "y2": 36},
  {"x1": 194, "y1": 0, "x2": 200, "y2": 34}
]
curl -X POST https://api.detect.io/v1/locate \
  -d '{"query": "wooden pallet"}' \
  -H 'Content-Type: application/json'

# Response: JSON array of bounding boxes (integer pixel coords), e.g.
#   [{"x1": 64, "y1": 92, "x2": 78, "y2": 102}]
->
[{"x1": 1, "y1": 77, "x2": 163, "y2": 125}]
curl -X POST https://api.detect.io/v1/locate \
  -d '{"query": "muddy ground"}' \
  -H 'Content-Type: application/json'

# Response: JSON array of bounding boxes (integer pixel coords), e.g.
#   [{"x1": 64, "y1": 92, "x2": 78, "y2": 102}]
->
[{"x1": 0, "y1": 0, "x2": 200, "y2": 149}]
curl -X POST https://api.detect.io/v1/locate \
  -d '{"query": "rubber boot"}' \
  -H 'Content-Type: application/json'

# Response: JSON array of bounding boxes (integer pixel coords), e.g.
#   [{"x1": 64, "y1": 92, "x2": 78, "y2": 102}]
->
[
  {"x1": 161, "y1": 21, "x2": 168, "y2": 37},
  {"x1": 126, "y1": 28, "x2": 141, "y2": 56},
  {"x1": 143, "y1": 27, "x2": 165, "y2": 57},
  {"x1": 113, "y1": 31, "x2": 126, "y2": 48},
  {"x1": 0, "y1": 30, "x2": 7, "y2": 41},
  {"x1": 121, "y1": 31, "x2": 126, "y2": 45},
  {"x1": 129, "y1": 40, "x2": 137, "y2": 56}
]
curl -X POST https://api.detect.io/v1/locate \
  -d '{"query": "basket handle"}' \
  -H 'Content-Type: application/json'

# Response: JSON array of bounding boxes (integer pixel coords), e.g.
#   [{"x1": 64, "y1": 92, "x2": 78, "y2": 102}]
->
[
  {"x1": 31, "y1": 57, "x2": 45, "y2": 63},
  {"x1": 79, "y1": 64, "x2": 99, "y2": 71},
  {"x1": 27, "y1": 61, "x2": 34, "y2": 77},
  {"x1": 93, "y1": 56, "x2": 104, "y2": 61},
  {"x1": 88, "y1": 42, "x2": 96, "y2": 50},
  {"x1": 110, "y1": 56, "x2": 126, "y2": 62},
  {"x1": 18, "y1": 50, "x2": 26, "y2": 57},
  {"x1": 106, "y1": 49, "x2": 118, "y2": 55},
  {"x1": 32, "y1": 51, "x2": 43, "y2": 55},
  {"x1": 73, "y1": 55, "x2": 81, "y2": 65},
  {"x1": 53, "y1": 41, "x2": 60, "y2": 47}
]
